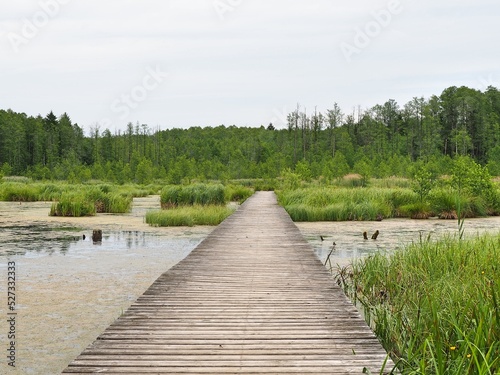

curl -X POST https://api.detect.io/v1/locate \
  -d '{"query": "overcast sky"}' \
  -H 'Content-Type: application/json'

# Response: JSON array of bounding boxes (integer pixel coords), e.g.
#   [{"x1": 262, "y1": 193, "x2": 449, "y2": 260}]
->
[{"x1": 1, "y1": 0, "x2": 499, "y2": 134}]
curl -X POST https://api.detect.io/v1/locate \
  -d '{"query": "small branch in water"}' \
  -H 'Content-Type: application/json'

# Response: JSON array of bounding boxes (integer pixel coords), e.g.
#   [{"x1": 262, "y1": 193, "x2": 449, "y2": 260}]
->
[{"x1": 324, "y1": 242, "x2": 336, "y2": 272}]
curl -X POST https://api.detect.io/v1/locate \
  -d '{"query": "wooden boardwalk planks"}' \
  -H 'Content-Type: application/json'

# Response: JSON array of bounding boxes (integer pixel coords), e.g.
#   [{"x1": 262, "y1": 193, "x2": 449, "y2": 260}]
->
[{"x1": 62, "y1": 191, "x2": 395, "y2": 374}]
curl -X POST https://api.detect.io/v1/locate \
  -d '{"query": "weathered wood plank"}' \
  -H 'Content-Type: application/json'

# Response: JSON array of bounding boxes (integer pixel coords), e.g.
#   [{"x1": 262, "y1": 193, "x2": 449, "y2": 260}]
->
[{"x1": 62, "y1": 192, "x2": 395, "y2": 374}]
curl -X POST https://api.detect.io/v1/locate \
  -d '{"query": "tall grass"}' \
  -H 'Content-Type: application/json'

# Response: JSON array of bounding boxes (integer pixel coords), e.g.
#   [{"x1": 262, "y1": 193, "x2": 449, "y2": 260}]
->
[
  {"x1": 336, "y1": 233, "x2": 500, "y2": 374},
  {"x1": 161, "y1": 183, "x2": 227, "y2": 208},
  {"x1": 228, "y1": 179, "x2": 276, "y2": 191},
  {"x1": 278, "y1": 185, "x2": 499, "y2": 222},
  {"x1": 278, "y1": 187, "x2": 419, "y2": 221},
  {"x1": 370, "y1": 176, "x2": 413, "y2": 189},
  {"x1": 146, "y1": 205, "x2": 235, "y2": 227},
  {"x1": 225, "y1": 184, "x2": 254, "y2": 203},
  {"x1": 50, "y1": 193, "x2": 96, "y2": 217},
  {"x1": 105, "y1": 193, "x2": 133, "y2": 213},
  {"x1": 0, "y1": 182, "x2": 40, "y2": 201},
  {"x1": 42, "y1": 184, "x2": 132, "y2": 216}
]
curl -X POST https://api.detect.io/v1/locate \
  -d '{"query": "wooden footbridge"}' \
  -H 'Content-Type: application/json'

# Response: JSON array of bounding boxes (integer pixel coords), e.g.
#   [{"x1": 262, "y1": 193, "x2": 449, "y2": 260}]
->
[{"x1": 63, "y1": 192, "x2": 394, "y2": 374}]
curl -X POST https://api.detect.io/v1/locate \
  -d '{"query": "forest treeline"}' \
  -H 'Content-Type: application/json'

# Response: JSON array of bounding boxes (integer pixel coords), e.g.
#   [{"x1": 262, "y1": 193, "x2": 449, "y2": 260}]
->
[{"x1": 1, "y1": 85, "x2": 500, "y2": 183}]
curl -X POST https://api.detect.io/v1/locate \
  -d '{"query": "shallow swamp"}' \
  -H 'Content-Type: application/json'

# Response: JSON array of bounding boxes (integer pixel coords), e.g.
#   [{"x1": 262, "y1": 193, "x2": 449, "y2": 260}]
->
[{"x1": 1, "y1": 195, "x2": 500, "y2": 374}]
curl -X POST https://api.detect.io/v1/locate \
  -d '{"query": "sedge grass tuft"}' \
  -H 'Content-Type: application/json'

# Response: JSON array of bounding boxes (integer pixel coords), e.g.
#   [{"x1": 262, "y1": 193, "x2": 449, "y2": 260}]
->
[
  {"x1": 146, "y1": 205, "x2": 236, "y2": 227},
  {"x1": 336, "y1": 233, "x2": 500, "y2": 374}
]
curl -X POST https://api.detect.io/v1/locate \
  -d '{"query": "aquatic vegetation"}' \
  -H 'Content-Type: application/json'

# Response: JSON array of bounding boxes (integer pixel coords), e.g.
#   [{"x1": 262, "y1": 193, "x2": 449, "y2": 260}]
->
[
  {"x1": 160, "y1": 183, "x2": 227, "y2": 208},
  {"x1": 225, "y1": 184, "x2": 254, "y2": 203},
  {"x1": 41, "y1": 184, "x2": 133, "y2": 216},
  {"x1": 50, "y1": 193, "x2": 96, "y2": 217},
  {"x1": 278, "y1": 187, "x2": 407, "y2": 221},
  {"x1": 146, "y1": 205, "x2": 235, "y2": 227},
  {"x1": 336, "y1": 233, "x2": 500, "y2": 374},
  {"x1": 0, "y1": 182, "x2": 40, "y2": 201},
  {"x1": 278, "y1": 182, "x2": 500, "y2": 222}
]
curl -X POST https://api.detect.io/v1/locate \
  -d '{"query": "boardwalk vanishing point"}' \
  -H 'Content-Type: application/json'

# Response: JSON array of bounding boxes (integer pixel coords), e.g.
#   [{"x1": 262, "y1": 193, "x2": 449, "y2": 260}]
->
[{"x1": 63, "y1": 191, "x2": 395, "y2": 374}]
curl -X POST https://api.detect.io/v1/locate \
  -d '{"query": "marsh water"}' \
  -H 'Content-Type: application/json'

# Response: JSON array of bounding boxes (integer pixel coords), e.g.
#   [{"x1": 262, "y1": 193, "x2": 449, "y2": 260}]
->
[
  {"x1": 297, "y1": 216, "x2": 500, "y2": 267},
  {"x1": 0, "y1": 197, "x2": 214, "y2": 375},
  {"x1": 1, "y1": 196, "x2": 500, "y2": 374}
]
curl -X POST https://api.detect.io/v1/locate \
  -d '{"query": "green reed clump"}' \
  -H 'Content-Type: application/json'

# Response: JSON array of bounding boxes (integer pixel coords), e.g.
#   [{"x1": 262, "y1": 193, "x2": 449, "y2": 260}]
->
[
  {"x1": 334, "y1": 173, "x2": 366, "y2": 188},
  {"x1": 0, "y1": 182, "x2": 40, "y2": 201},
  {"x1": 284, "y1": 201, "x2": 392, "y2": 221},
  {"x1": 278, "y1": 187, "x2": 416, "y2": 221},
  {"x1": 45, "y1": 184, "x2": 132, "y2": 216},
  {"x1": 429, "y1": 188, "x2": 490, "y2": 219},
  {"x1": 84, "y1": 186, "x2": 109, "y2": 213},
  {"x1": 50, "y1": 193, "x2": 96, "y2": 217},
  {"x1": 97, "y1": 184, "x2": 111, "y2": 193},
  {"x1": 398, "y1": 202, "x2": 433, "y2": 219},
  {"x1": 336, "y1": 233, "x2": 500, "y2": 374},
  {"x1": 160, "y1": 185, "x2": 182, "y2": 208},
  {"x1": 252, "y1": 179, "x2": 276, "y2": 191},
  {"x1": 146, "y1": 205, "x2": 235, "y2": 227},
  {"x1": 487, "y1": 188, "x2": 500, "y2": 215},
  {"x1": 161, "y1": 183, "x2": 226, "y2": 208},
  {"x1": 38, "y1": 183, "x2": 66, "y2": 200},
  {"x1": 106, "y1": 193, "x2": 132, "y2": 213},
  {"x1": 225, "y1": 184, "x2": 254, "y2": 203},
  {"x1": 389, "y1": 189, "x2": 420, "y2": 213}
]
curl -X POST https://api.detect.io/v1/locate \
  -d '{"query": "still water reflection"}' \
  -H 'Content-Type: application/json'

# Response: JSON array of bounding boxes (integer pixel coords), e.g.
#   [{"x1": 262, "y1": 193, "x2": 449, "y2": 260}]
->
[
  {"x1": 0, "y1": 197, "x2": 499, "y2": 374},
  {"x1": 297, "y1": 216, "x2": 500, "y2": 267},
  {"x1": 0, "y1": 198, "x2": 214, "y2": 375}
]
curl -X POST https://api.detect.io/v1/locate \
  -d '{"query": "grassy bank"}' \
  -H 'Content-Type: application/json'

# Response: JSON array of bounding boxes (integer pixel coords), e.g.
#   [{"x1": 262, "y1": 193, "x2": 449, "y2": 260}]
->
[
  {"x1": 0, "y1": 181, "x2": 154, "y2": 202},
  {"x1": 0, "y1": 181, "x2": 148, "y2": 216},
  {"x1": 160, "y1": 183, "x2": 254, "y2": 208},
  {"x1": 277, "y1": 185, "x2": 500, "y2": 222},
  {"x1": 278, "y1": 187, "x2": 407, "y2": 221},
  {"x1": 336, "y1": 233, "x2": 500, "y2": 374},
  {"x1": 146, "y1": 205, "x2": 236, "y2": 227},
  {"x1": 0, "y1": 180, "x2": 254, "y2": 218},
  {"x1": 153, "y1": 183, "x2": 251, "y2": 226}
]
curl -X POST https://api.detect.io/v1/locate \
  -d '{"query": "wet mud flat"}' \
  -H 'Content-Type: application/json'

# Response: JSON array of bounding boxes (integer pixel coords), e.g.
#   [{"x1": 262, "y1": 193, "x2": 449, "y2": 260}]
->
[{"x1": 0, "y1": 197, "x2": 214, "y2": 375}]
